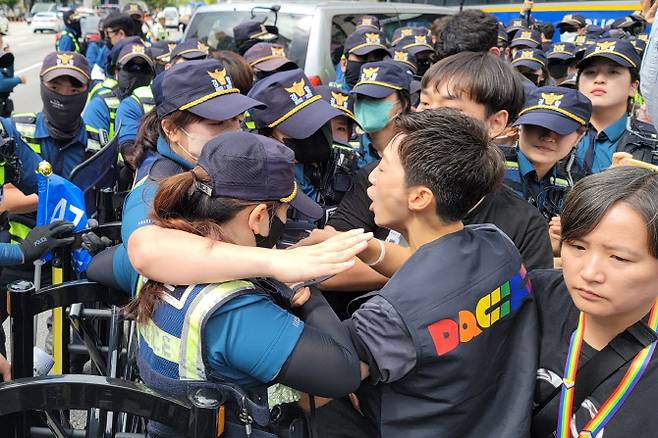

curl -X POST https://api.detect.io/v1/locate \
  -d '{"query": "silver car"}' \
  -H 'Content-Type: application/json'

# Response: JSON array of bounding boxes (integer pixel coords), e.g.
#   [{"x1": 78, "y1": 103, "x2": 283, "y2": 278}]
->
[{"x1": 183, "y1": 1, "x2": 454, "y2": 85}]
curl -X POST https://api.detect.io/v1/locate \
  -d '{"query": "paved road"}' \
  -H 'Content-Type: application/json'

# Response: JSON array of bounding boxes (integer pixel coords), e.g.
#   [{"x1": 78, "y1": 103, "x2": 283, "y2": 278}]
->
[{"x1": 7, "y1": 21, "x2": 56, "y2": 114}]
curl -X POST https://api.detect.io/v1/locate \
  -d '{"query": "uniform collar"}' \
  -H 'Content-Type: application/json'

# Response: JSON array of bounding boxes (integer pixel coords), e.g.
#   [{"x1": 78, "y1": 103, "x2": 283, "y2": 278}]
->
[
  {"x1": 598, "y1": 113, "x2": 628, "y2": 143},
  {"x1": 517, "y1": 148, "x2": 557, "y2": 181},
  {"x1": 156, "y1": 135, "x2": 194, "y2": 169}
]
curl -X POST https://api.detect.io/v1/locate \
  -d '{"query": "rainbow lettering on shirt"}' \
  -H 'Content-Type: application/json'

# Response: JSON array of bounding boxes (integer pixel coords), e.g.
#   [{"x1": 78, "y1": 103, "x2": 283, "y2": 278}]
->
[{"x1": 427, "y1": 267, "x2": 531, "y2": 356}]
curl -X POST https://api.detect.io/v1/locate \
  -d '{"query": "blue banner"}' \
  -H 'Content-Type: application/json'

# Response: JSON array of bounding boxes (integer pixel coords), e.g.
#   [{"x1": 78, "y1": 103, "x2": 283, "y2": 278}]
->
[{"x1": 37, "y1": 173, "x2": 92, "y2": 274}]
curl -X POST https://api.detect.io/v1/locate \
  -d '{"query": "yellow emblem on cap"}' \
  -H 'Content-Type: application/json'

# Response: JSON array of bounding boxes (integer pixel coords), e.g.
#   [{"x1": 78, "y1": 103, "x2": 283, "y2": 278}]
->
[
  {"x1": 414, "y1": 35, "x2": 426, "y2": 44},
  {"x1": 197, "y1": 42, "x2": 208, "y2": 53},
  {"x1": 129, "y1": 4, "x2": 139, "y2": 12},
  {"x1": 519, "y1": 50, "x2": 534, "y2": 59},
  {"x1": 132, "y1": 45, "x2": 145, "y2": 54},
  {"x1": 285, "y1": 79, "x2": 307, "y2": 98},
  {"x1": 361, "y1": 67, "x2": 379, "y2": 81},
  {"x1": 168, "y1": 42, "x2": 177, "y2": 50},
  {"x1": 520, "y1": 31, "x2": 532, "y2": 39},
  {"x1": 394, "y1": 51, "x2": 409, "y2": 62},
  {"x1": 208, "y1": 68, "x2": 228, "y2": 86},
  {"x1": 331, "y1": 91, "x2": 348, "y2": 108},
  {"x1": 513, "y1": 20, "x2": 521, "y2": 26},
  {"x1": 553, "y1": 44, "x2": 565, "y2": 53},
  {"x1": 596, "y1": 41, "x2": 616, "y2": 51},
  {"x1": 365, "y1": 33, "x2": 380, "y2": 44},
  {"x1": 575, "y1": 35, "x2": 586, "y2": 45},
  {"x1": 639, "y1": 33, "x2": 649, "y2": 42},
  {"x1": 271, "y1": 46, "x2": 285, "y2": 57},
  {"x1": 564, "y1": 14, "x2": 573, "y2": 21},
  {"x1": 361, "y1": 18, "x2": 372, "y2": 26},
  {"x1": 402, "y1": 28, "x2": 413, "y2": 37},
  {"x1": 540, "y1": 92, "x2": 564, "y2": 106},
  {"x1": 56, "y1": 53, "x2": 75, "y2": 65}
]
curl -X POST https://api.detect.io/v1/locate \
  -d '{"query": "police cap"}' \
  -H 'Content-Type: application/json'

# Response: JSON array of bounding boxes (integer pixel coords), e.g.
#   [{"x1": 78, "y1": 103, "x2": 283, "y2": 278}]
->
[
  {"x1": 343, "y1": 28, "x2": 388, "y2": 57},
  {"x1": 351, "y1": 60, "x2": 412, "y2": 99},
  {"x1": 40, "y1": 51, "x2": 90, "y2": 85},
  {"x1": 153, "y1": 58, "x2": 264, "y2": 120},
  {"x1": 196, "y1": 131, "x2": 323, "y2": 219},
  {"x1": 247, "y1": 68, "x2": 342, "y2": 139},
  {"x1": 514, "y1": 86, "x2": 592, "y2": 135},
  {"x1": 244, "y1": 42, "x2": 297, "y2": 72},
  {"x1": 578, "y1": 38, "x2": 641, "y2": 70}
]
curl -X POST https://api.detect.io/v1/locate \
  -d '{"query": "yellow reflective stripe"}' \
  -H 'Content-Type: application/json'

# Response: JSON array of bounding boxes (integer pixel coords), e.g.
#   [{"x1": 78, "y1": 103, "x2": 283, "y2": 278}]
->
[
  {"x1": 9, "y1": 221, "x2": 31, "y2": 243},
  {"x1": 518, "y1": 105, "x2": 587, "y2": 125},
  {"x1": 180, "y1": 281, "x2": 254, "y2": 380},
  {"x1": 505, "y1": 160, "x2": 519, "y2": 170},
  {"x1": 0, "y1": 165, "x2": 4, "y2": 186},
  {"x1": 28, "y1": 143, "x2": 41, "y2": 154},
  {"x1": 52, "y1": 267, "x2": 64, "y2": 374},
  {"x1": 249, "y1": 54, "x2": 286, "y2": 66},
  {"x1": 348, "y1": 42, "x2": 387, "y2": 54},
  {"x1": 138, "y1": 318, "x2": 182, "y2": 363},
  {"x1": 178, "y1": 88, "x2": 240, "y2": 111},
  {"x1": 353, "y1": 80, "x2": 402, "y2": 91},
  {"x1": 267, "y1": 94, "x2": 322, "y2": 128}
]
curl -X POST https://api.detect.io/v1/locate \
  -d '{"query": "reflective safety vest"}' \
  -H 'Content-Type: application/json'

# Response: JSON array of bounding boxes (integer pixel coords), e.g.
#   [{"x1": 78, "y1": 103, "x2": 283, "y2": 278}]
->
[
  {"x1": 12, "y1": 113, "x2": 104, "y2": 157},
  {"x1": 138, "y1": 281, "x2": 254, "y2": 381},
  {"x1": 93, "y1": 88, "x2": 121, "y2": 140},
  {"x1": 56, "y1": 30, "x2": 81, "y2": 53},
  {"x1": 130, "y1": 86, "x2": 155, "y2": 115},
  {"x1": 87, "y1": 78, "x2": 118, "y2": 104}
]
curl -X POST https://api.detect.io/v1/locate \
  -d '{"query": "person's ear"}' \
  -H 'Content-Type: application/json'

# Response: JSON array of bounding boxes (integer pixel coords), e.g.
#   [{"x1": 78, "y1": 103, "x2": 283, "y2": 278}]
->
[
  {"x1": 247, "y1": 203, "x2": 271, "y2": 236},
  {"x1": 407, "y1": 186, "x2": 434, "y2": 213},
  {"x1": 486, "y1": 109, "x2": 510, "y2": 138},
  {"x1": 629, "y1": 79, "x2": 640, "y2": 98},
  {"x1": 161, "y1": 119, "x2": 177, "y2": 138},
  {"x1": 488, "y1": 46, "x2": 501, "y2": 57},
  {"x1": 118, "y1": 29, "x2": 126, "y2": 39}
]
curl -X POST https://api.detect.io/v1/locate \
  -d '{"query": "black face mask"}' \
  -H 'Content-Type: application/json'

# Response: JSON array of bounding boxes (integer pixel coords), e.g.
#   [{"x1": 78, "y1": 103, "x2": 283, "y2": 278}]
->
[
  {"x1": 68, "y1": 20, "x2": 81, "y2": 36},
  {"x1": 548, "y1": 62, "x2": 569, "y2": 80},
  {"x1": 345, "y1": 60, "x2": 365, "y2": 89},
  {"x1": 117, "y1": 69, "x2": 153, "y2": 100},
  {"x1": 523, "y1": 72, "x2": 542, "y2": 86},
  {"x1": 255, "y1": 214, "x2": 286, "y2": 249},
  {"x1": 282, "y1": 123, "x2": 333, "y2": 165},
  {"x1": 40, "y1": 83, "x2": 87, "y2": 141}
]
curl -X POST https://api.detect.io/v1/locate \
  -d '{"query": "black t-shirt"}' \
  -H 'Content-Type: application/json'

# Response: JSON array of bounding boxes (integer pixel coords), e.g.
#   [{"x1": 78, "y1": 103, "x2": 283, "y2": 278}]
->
[
  {"x1": 530, "y1": 269, "x2": 658, "y2": 438},
  {"x1": 328, "y1": 161, "x2": 554, "y2": 270}
]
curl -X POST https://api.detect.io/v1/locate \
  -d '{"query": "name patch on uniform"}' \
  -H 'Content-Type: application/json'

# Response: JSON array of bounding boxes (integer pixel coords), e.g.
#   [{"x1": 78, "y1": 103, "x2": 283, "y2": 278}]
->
[{"x1": 426, "y1": 267, "x2": 531, "y2": 356}]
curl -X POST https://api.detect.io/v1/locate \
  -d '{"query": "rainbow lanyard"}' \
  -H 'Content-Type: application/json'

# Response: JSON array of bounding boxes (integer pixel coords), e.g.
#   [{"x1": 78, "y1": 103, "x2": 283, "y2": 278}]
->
[{"x1": 556, "y1": 302, "x2": 658, "y2": 438}]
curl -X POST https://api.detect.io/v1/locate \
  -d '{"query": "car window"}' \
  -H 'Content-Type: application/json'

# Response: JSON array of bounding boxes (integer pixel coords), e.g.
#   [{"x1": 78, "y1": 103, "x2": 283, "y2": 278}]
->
[
  {"x1": 35, "y1": 12, "x2": 56, "y2": 18},
  {"x1": 330, "y1": 12, "x2": 444, "y2": 64},
  {"x1": 186, "y1": 11, "x2": 312, "y2": 68}
]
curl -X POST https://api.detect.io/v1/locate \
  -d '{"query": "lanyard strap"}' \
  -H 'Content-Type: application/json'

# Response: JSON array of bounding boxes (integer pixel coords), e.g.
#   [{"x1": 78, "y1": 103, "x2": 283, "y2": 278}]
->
[
  {"x1": 557, "y1": 303, "x2": 658, "y2": 438},
  {"x1": 582, "y1": 128, "x2": 598, "y2": 174}
]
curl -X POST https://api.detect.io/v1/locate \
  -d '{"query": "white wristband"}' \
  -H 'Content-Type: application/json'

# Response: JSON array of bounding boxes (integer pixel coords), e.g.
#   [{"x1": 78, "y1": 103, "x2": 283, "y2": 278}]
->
[{"x1": 366, "y1": 239, "x2": 386, "y2": 266}]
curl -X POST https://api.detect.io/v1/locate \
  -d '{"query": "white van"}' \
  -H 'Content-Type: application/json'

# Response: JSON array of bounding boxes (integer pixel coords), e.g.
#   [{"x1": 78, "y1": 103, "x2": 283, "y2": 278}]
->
[{"x1": 183, "y1": 1, "x2": 453, "y2": 85}]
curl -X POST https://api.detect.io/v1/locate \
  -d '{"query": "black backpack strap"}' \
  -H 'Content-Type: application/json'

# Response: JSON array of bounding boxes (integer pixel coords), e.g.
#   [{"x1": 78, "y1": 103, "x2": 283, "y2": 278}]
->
[{"x1": 532, "y1": 320, "x2": 657, "y2": 437}]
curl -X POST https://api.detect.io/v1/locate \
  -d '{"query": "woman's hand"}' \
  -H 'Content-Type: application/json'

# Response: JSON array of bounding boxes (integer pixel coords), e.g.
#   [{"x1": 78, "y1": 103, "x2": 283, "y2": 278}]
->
[
  {"x1": 268, "y1": 229, "x2": 372, "y2": 283},
  {"x1": 549, "y1": 215, "x2": 562, "y2": 257},
  {"x1": 290, "y1": 286, "x2": 311, "y2": 308},
  {"x1": 641, "y1": 0, "x2": 658, "y2": 24}
]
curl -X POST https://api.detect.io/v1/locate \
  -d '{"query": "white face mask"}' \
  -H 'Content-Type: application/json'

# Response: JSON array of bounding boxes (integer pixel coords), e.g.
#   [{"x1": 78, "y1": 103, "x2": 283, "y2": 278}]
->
[
  {"x1": 176, "y1": 127, "x2": 215, "y2": 163},
  {"x1": 560, "y1": 32, "x2": 577, "y2": 43}
]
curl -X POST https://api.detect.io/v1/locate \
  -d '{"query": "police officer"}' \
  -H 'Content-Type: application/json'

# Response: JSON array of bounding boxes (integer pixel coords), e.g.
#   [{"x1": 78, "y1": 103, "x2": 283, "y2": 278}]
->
[
  {"x1": 128, "y1": 132, "x2": 359, "y2": 438},
  {"x1": 338, "y1": 27, "x2": 389, "y2": 91},
  {"x1": 512, "y1": 48, "x2": 549, "y2": 87},
  {"x1": 232, "y1": 19, "x2": 278, "y2": 55},
  {"x1": 502, "y1": 86, "x2": 592, "y2": 218},
  {"x1": 107, "y1": 58, "x2": 263, "y2": 294},
  {"x1": 115, "y1": 40, "x2": 206, "y2": 172},
  {"x1": 3, "y1": 52, "x2": 96, "y2": 247},
  {"x1": 351, "y1": 60, "x2": 413, "y2": 169},
  {"x1": 152, "y1": 12, "x2": 168, "y2": 42},
  {"x1": 546, "y1": 42, "x2": 577, "y2": 85},
  {"x1": 392, "y1": 33, "x2": 435, "y2": 77},
  {"x1": 122, "y1": 3, "x2": 148, "y2": 41},
  {"x1": 571, "y1": 39, "x2": 656, "y2": 180},
  {"x1": 247, "y1": 68, "x2": 342, "y2": 204},
  {"x1": 244, "y1": 42, "x2": 297, "y2": 80},
  {"x1": 84, "y1": 41, "x2": 154, "y2": 141},
  {"x1": 556, "y1": 13, "x2": 587, "y2": 43},
  {"x1": 355, "y1": 15, "x2": 380, "y2": 32},
  {"x1": 56, "y1": 10, "x2": 83, "y2": 53}
]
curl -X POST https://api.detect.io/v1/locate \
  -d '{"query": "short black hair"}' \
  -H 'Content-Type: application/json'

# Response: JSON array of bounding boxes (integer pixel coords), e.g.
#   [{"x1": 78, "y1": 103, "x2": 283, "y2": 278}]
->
[
  {"x1": 395, "y1": 108, "x2": 504, "y2": 222},
  {"x1": 561, "y1": 166, "x2": 658, "y2": 258},
  {"x1": 539, "y1": 22, "x2": 555, "y2": 40},
  {"x1": 103, "y1": 12, "x2": 136, "y2": 36},
  {"x1": 421, "y1": 51, "x2": 525, "y2": 120},
  {"x1": 435, "y1": 10, "x2": 498, "y2": 60}
]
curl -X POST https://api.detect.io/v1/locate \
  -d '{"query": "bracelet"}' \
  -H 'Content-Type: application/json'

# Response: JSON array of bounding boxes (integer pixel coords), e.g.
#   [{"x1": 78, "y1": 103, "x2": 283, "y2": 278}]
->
[{"x1": 365, "y1": 239, "x2": 386, "y2": 266}]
